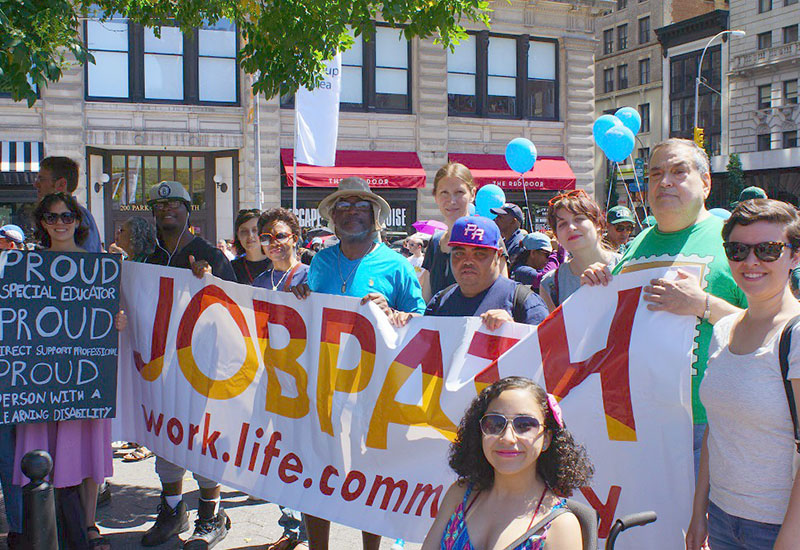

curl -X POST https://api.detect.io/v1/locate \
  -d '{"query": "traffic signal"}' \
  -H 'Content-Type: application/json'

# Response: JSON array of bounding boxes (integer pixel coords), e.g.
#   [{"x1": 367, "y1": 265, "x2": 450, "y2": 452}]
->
[{"x1": 693, "y1": 127, "x2": 705, "y2": 147}]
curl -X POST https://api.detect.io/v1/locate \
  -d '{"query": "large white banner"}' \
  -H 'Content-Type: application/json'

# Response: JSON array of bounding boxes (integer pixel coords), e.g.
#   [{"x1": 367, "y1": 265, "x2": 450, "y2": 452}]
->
[
  {"x1": 116, "y1": 262, "x2": 695, "y2": 547},
  {"x1": 295, "y1": 54, "x2": 341, "y2": 166}
]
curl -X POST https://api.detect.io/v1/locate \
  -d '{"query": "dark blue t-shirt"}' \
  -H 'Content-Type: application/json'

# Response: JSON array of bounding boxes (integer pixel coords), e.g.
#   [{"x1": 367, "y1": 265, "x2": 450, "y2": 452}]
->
[{"x1": 425, "y1": 276, "x2": 548, "y2": 325}]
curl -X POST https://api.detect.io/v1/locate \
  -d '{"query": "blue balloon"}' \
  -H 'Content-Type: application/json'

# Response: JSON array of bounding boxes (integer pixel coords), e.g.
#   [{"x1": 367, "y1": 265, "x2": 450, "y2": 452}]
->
[
  {"x1": 475, "y1": 185, "x2": 506, "y2": 219},
  {"x1": 601, "y1": 126, "x2": 635, "y2": 163},
  {"x1": 615, "y1": 107, "x2": 642, "y2": 135},
  {"x1": 468, "y1": 203, "x2": 476, "y2": 216},
  {"x1": 505, "y1": 138, "x2": 537, "y2": 174},
  {"x1": 593, "y1": 115, "x2": 623, "y2": 146},
  {"x1": 709, "y1": 208, "x2": 731, "y2": 220}
]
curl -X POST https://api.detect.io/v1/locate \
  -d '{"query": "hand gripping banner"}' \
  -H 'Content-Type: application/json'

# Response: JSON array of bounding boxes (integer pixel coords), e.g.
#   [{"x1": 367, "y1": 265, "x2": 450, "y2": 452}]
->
[{"x1": 115, "y1": 262, "x2": 696, "y2": 547}]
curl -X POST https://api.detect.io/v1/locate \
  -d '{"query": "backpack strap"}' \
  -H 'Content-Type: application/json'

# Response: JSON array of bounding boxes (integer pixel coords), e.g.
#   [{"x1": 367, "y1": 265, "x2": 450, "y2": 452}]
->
[
  {"x1": 779, "y1": 315, "x2": 800, "y2": 455},
  {"x1": 512, "y1": 283, "x2": 534, "y2": 324},
  {"x1": 550, "y1": 265, "x2": 561, "y2": 306},
  {"x1": 428, "y1": 283, "x2": 459, "y2": 312},
  {"x1": 282, "y1": 263, "x2": 302, "y2": 292},
  {"x1": 500, "y1": 506, "x2": 570, "y2": 550}
]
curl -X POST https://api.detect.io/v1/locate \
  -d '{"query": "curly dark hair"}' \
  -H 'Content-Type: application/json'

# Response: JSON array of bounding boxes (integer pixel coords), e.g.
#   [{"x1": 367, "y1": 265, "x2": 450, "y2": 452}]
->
[
  {"x1": 233, "y1": 209, "x2": 262, "y2": 255},
  {"x1": 448, "y1": 376, "x2": 594, "y2": 497},
  {"x1": 123, "y1": 217, "x2": 157, "y2": 257},
  {"x1": 34, "y1": 192, "x2": 88, "y2": 248},
  {"x1": 258, "y1": 207, "x2": 301, "y2": 238}
]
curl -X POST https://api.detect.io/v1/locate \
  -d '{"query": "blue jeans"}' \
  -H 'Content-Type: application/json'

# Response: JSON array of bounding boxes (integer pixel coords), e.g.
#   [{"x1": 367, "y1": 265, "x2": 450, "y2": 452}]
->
[
  {"x1": 0, "y1": 424, "x2": 23, "y2": 533},
  {"x1": 279, "y1": 506, "x2": 307, "y2": 541},
  {"x1": 693, "y1": 423, "x2": 706, "y2": 481},
  {"x1": 708, "y1": 501, "x2": 781, "y2": 550}
]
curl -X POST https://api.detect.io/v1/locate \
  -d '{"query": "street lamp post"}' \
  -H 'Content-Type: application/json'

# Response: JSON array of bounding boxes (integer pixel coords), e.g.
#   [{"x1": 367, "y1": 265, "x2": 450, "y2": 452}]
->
[{"x1": 693, "y1": 30, "x2": 746, "y2": 133}]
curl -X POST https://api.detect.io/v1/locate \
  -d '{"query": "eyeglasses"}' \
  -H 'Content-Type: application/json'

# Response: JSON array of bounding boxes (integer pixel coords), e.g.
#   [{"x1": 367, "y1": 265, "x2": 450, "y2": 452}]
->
[
  {"x1": 42, "y1": 212, "x2": 77, "y2": 225},
  {"x1": 723, "y1": 241, "x2": 793, "y2": 263},
  {"x1": 260, "y1": 231, "x2": 294, "y2": 245},
  {"x1": 152, "y1": 200, "x2": 184, "y2": 211},
  {"x1": 612, "y1": 224, "x2": 634, "y2": 232},
  {"x1": 334, "y1": 200, "x2": 373, "y2": 211},
  {"x1": 547, "y1": 189, "x2": 588, "y2": 207},
  {"x1": 479, "y1": 413, "x2": 542, "y2": 437}
]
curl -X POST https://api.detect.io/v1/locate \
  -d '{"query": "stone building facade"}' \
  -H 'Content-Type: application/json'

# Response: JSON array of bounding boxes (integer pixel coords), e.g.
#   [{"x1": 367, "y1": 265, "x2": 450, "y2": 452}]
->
[
  {"x1": 0, "y1": 0, "x2": 609, "y2": 245},
  {"x1": 722, "y1": 0, "x2": 800, "y2": 204},
  {"x1": 593, "y1": 0, "x2": 726, "y2": 209}
]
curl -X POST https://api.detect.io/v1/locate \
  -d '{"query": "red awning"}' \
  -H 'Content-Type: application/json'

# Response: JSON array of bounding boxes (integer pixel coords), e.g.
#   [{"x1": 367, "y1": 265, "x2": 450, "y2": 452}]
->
[
  {"x1": 448, "y1": 153, "x2": 576, "y2": 191},
  {"x1": 281, "y1": 149, "x2": 426, "y2": 188}
]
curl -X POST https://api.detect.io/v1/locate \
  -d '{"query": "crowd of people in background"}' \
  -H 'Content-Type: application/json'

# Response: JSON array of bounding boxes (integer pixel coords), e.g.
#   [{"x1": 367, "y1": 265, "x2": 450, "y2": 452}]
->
[{"x1": 1, "y1": 137, "x2": 799, "y2": 550}]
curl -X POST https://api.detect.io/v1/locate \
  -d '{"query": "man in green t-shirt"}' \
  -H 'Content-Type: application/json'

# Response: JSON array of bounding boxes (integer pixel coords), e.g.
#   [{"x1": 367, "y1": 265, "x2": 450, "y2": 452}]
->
[{"x1": 583, "y1": 138, "x2": 747, "y2": 474}]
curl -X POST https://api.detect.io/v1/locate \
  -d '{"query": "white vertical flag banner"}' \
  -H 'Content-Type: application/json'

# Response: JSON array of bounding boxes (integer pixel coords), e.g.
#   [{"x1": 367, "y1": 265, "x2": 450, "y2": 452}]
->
[{"x1": 295, "y1": 54, "x2": 342, "y2": 166}]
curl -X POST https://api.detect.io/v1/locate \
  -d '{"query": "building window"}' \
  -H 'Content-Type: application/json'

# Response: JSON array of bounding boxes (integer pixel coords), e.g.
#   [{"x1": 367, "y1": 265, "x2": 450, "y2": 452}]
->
[
  {"x1": 339, "y1": 26, "x2": 411, "y2": 113},
  {"x1": 638, "y1": 147, "x2": 650, "y2": 160},
  {"x1": 784, "y1": 25, "x2": 799, "y2": 44},
  {"x1": 617, "y1": 0, "x2": 627, "y2": 9},
  {"x1": 758, "y1": 32, "x2": 773, "y2": 50},
  {"x1": 527, "y1": 40, "x2": 557, "y2": 120},
  {"x1": 758, "y1": 85, "x2": 772, "y2": 109},
  {"x1": 447, "y1": 34, "x2": 476, "y2": 115},
  {"x1": 617, "y1": 65, "x2": 628, "y2": 89},
  {"x1": 604, "y1": 29, "x2": 614, "y2": 55},
  {"x1": 487, "y1": 36, "x2": 517, "y2": 116},
  {"x1": 447, "y1": 34, "x2": 558, "y2": 120},
  {"x1": 374, "y1": 27, "x2": 410, "y2": 111},
  {"x1": 85, "y1": 18, "x2": 239, "y2": 104},
  {"x1": 198, "y1": 20, "x2": 237, "y2": 103},
  {"x1": 669, "y1": 47, "x2": 721, "y2": 154},
  {"x1": 784, "y1": 131, "x2": 798, "y2": 148},
  {"x1": 785, "y1": 80, "x2": 798, "y2": 104},
  {"x1": 604, "y1": 68, "x2": 614, "y2": 93},
  {"x1": 638, "y1": 103, "x2": 650, "y2": 133},
  {"x1": 638, "y1": 17, "x2": 650, "y2": 44},
  {"x1": 757, "y1": 134, "x2": 771, "y2": 151},
  {"x1": 618, "y1": 24, "x2": 628, "y2": 50},
  {"x1": 86, "y1": 15, "x2": 130, "y2": 98},
  {"x1": 759, "y1": 0, "x2": 773, "y2": 12},
  {"x1": 639, "y1": 58, "x2": 650, "y2": 85},
  {"x1": 143, "y1": 27, "x2": 183, "y2": 100}
]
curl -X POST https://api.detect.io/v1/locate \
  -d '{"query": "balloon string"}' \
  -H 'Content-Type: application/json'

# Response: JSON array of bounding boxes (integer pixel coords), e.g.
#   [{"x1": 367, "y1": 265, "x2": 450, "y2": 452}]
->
[
  {"x1": 518, "y1": 175, "x2": 534, "y2": 232},
  {"x1": 614, "y1": 162, "x2": 644, "y2": 230},
  {"x1": 627, "y1": 154, "x2": 649, "y2": 221}
]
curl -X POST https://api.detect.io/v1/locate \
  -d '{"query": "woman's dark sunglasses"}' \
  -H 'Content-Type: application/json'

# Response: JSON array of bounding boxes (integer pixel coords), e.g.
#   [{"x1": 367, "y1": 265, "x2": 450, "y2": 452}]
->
[
  {"x1": 42, "y1": 212, "x2": 77, "y2": 225},
  {"x1": 723, "y1": 241, "x2": 793, "y2": 262},
  {"x1": 260, "y1": 232, "x2": 293, "y2": 245},
  {"x1": 479, "y1": 413, "x2": 541, "y2": 437}
]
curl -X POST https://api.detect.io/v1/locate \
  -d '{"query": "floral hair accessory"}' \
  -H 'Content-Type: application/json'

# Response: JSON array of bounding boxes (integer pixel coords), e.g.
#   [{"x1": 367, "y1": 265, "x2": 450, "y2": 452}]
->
[{"x1": 547, "y1": 393, "x2": 564, "y2": 428}]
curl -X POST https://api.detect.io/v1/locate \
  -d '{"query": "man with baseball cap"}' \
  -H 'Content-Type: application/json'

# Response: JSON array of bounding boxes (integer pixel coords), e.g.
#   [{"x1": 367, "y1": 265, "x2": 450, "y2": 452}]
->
[
  {"x1": 142, "y1": 180, "x2": 236, "y2": 549},
  {"x1": 490, "y1": 202, "x2": 526, "y2": 265},
  {"x1": 510, "y1": 231, "x2": 563, "y2": 292},
  {"x1": 421, "y1": 216, "x2": 548, "y2": 327},
  {"x1": 291, "y1": 176, "x2": 424, "y2": 550},
  {"x1": 0, "y1": 224, "x2": 24, "y2": 250},
  {"x1": 604, "y1": 205, "x2": 635, "y2": 253}
]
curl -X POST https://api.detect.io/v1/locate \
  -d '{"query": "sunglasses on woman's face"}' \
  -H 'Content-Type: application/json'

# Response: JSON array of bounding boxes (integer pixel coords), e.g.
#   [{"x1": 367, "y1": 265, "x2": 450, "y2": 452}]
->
[
  {"x1": 479, "y1": 413, "x2": 542, "y2": 437},
  {"x1": 723, "y1": 241, "x2": 793, "y2": 263},
  {"x1": 42, "y1": 212, "x2": 77, "y2": 225},
  {"x1": 259, "y1": 231, "x2": 294, "y2": 245}
]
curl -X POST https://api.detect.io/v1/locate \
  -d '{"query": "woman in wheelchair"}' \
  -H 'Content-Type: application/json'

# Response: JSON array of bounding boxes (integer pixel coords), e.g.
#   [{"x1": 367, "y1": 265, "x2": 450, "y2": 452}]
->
[{"x1": 422, "y1": 377, "x2": 594, "y2": 550}]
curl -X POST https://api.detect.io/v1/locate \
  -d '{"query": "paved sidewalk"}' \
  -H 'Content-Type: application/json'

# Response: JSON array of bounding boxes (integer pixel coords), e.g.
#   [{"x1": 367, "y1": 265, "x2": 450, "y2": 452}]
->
[{"x1": 1, "y1": 446, "x2": 423, "y2": 550}]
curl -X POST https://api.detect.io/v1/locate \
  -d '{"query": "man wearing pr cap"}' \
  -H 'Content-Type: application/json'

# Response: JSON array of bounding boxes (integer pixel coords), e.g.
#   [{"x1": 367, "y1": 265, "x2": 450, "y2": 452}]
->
[
  {"x1": 291, "y1": 176, "x2": 424, "y2": 550},
  {"x1": 490, "y1": 202, "x2": 526, "y2": 265},
  {"x1": 604, "y1": 205, "x2": 635, "y2": 253},
  {"x1": 142, "y1": 181, "x2": 235, "y2": 549},
  {"x1": 420, "y1": 216, "x2": 548, "y2": 328},
  {"x1": 0, "y1": 224, "x2": 24, "y2": 250}
]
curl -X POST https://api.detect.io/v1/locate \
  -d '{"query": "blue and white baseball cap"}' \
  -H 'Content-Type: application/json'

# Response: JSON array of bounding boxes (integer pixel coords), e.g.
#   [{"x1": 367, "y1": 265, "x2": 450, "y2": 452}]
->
[{"x1": 448, "y1": 216, "x2": 502, "y2": 250}]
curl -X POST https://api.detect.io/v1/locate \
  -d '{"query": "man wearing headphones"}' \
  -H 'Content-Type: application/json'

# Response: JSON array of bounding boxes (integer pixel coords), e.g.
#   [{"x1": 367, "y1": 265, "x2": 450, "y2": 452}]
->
[{"x1": 143, "y1": 181, "x2": 235, "y2": 549}]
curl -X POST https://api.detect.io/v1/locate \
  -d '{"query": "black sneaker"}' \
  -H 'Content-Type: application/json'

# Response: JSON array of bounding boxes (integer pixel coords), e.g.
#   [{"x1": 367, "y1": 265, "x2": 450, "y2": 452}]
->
[
  {"x1": 183, "y1": 501, "x2": 231, "y2": 550},
  {"x1": 141, "y1": 496, "x2": 190, "y2": 547}
]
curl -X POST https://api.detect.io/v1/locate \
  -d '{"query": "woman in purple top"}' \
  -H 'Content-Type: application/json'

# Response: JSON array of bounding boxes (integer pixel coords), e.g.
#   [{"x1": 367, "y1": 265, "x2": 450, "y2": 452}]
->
[{"x1": 252, "y1": 208, "x2": 309, "y2": 292}]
